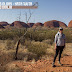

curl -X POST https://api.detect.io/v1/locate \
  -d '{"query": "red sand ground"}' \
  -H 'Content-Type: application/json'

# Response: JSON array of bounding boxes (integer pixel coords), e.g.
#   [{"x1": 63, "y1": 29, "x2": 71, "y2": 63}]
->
[{"x1": 11, "y1": 55, "x2": 72, "y2": 72}]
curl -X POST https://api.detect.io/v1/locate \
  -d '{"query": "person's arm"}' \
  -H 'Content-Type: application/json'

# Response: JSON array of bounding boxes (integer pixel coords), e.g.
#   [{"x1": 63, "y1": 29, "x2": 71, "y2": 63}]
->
[
  {"x1": 54, "y1": 34, "x2": 58, "y2": 50},
  {"x1": 55, "y1": 43, "x2": 57, "y2": 50},
  {"x1": 64, "y1": 35, "x2": 66, "y2": 48}
]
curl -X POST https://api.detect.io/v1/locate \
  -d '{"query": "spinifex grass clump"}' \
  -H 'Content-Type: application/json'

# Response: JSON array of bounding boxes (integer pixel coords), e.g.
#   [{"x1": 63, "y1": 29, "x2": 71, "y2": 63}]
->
[
  {"x1": 6, "y1": 40, "x2": 16, "y2": 50},
  {"x1": 24, "y1": 40, "x2": 49, "y2": 58}
]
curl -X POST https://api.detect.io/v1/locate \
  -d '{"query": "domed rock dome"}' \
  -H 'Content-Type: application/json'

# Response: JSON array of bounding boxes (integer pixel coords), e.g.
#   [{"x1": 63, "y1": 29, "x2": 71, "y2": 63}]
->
[
  {"x1": 10, "y1": 21, "x2": 29, "y2": 28},
  {"x1": 33, "y1": 22, "x2": 44, "y2": 28},
  {"x1": 0, "y1": 21, "x2": 9, "y2": 26},
  {"x1": 68, "y1": 20, "x2": 72, "y2": 27},
  {"x1": 27, "y1": 23, "x2": 34, "y2": 27},
  {"x1": 0, "y1": 25, "x2": 5, "y2": 29},
  {"x1": 44, "y1": 20, "x2": 67, "y2": 28}
]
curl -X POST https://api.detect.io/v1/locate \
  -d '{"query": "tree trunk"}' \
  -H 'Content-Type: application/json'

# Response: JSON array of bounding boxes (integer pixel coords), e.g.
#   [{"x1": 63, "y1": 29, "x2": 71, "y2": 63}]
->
[{"x1": 15, "y1": 40, "x2": 20, "y2": 60}]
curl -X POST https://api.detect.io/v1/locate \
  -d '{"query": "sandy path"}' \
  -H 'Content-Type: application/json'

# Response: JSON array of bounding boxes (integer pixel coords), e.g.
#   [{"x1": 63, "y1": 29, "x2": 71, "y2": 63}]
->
[{"x1": 11, "y1": 55, "x2": 72, "y2": 72}]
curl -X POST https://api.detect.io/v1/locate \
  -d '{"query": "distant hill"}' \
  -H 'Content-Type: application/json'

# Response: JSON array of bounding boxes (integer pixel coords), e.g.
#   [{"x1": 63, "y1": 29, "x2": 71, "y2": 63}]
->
[
  {"x1": 27, "y1": 23, "x2": 34, "y2": 27},
  {"x1": 0, "y1": 22, "x2": 9, "y2": 26},
  {"x1": 0, "y1": 25, "x2": 5, "y2": 29},
  {"x1": 0, "y1": 20, "x2": 68, "y2": 29},
  {"x1": 44, "y1": 20, "x2": 67, "y2": 28},
  {"x1": 68, "y1": 20, "x2": 72, "y2": 27},
  {"x1": 10, "y1": 21, "x2": 29, "y2": 28},
  {"x1": 33, "y1": 22, "x2": 44, "y2": 28}
]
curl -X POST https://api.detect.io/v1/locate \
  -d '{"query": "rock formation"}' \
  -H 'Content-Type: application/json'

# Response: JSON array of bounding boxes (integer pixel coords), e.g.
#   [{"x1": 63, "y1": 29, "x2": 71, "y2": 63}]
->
[
  {"x1": 0, "y1": 22, "x2": 9, "y2": 26},
  {"x1": 68, "y1": 20, "x2": 72, "y2": 27},
  {"x1": 44, "y1": 20, "x2": 67, "y2": 28},
  {"x1": 33, "y1": 22, "x2": 44, "y2": 28},
  {"x1": 10, "y1": 21, "x2": 29, "y2": 28},
  {"x1": 27, "y1": 23, "x2": 34, "y2": 27}
]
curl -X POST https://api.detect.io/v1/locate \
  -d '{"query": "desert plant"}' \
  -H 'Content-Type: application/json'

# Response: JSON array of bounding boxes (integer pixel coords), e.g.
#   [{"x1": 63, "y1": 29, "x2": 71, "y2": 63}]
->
[
  {"x1": 6, "y1": 40, "x2": 15, "y2": 50},
  {"x1": 42, "y1": 39, "x2": 53, "y2": 45},
  {"x1": 25, "y1": 41, "x2": 49, "y2": 58}
]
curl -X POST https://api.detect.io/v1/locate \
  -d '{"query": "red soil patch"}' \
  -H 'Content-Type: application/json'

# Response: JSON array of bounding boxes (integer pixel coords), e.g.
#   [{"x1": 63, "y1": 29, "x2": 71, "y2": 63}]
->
[{"x1": 11, "y1": 56, "x2": 72, "y2": 72}]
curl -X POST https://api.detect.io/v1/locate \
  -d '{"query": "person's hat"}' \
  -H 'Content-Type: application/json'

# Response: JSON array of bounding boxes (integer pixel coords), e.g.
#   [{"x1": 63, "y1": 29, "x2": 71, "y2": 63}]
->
[{"x1": 59, "y1": 27, "x2": 63, "y2": 30}]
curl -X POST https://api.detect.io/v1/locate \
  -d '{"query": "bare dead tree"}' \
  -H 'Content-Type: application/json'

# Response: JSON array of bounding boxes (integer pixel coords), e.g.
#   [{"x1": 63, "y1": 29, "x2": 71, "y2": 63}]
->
[
  {"x1": 15, "y1": 9, "x2": 34, "y2": 60},
  {"x1": 15, "y1": 2, "x2": 38, "y2": 60}
]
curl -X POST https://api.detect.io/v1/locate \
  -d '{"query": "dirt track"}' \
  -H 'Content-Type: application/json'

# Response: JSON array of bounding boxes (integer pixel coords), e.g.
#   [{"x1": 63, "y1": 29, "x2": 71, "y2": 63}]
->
[{"x1": 11, "y1": 55, "x2": 72, "y2": 72}]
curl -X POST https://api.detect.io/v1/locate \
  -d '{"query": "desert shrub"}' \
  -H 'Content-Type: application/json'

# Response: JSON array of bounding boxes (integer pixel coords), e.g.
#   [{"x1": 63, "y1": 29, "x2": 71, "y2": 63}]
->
[
  {"x1": 17, "y1": 52, "x2": 37, "y2": 61},
  {"x1": 42, "y1": 39, "x2": 53, "y2": 45},
  {"x1": 28, "y1": 44, "x2": 47, "y2": 58},
  {"x1": 6, "y1": 40, "x2": 15, "y2": 50},
  {"x1": 13, "y1": 37, "x2": 19, "y2": 45},
  {"x1": 0, "y1": 30, "x2": 15, "y2": 40},
  {"x1": 63, "y1": 29, "x2": 72, "y2": 43},
  {"x1": 25, "y1": 40, "x2": 49, "y2": 58},
  {"x1": 0, "y1": 28, "x2": 26, "y2": 40},
  {"x1": 2, "y1": 63, "x2": 23, "y2": 72},
  {"x1": 0, "y1": 28, "x2": 72, "y2": 43},
  {"x1": 19, "y1": 36, "x2": 25, "y2": 45}
]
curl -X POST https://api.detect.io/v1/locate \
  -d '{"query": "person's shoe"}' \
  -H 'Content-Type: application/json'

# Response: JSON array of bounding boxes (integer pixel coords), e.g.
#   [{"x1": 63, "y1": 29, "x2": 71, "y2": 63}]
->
[
  {"x1": 58, "y1": 61, "x2": 63, "y2": 66},
  {"x1": 52, "y1": 62, "x2": 55, "y2": 67}
]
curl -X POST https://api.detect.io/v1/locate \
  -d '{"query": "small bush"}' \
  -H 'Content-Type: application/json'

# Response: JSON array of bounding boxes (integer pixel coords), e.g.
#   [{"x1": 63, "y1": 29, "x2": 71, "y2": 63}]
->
[
  {"x1": 4, "y1": 63, "x2": 23, "y2": 72},
  {"x1": 6, "y1": 40, "x2": 15, "y2": 50},
  {"x1": 26, "y1": 41, "x2": 48, "y2": 58},
  {"x1": 42, "y1": 39, "x2": 53, "y2": 45}
]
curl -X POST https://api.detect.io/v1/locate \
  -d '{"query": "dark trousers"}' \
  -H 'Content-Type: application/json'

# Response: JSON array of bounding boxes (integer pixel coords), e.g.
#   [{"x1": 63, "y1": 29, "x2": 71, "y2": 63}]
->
[{"x1": 53, "y1": 46, "x2": 64, "y2": 62}]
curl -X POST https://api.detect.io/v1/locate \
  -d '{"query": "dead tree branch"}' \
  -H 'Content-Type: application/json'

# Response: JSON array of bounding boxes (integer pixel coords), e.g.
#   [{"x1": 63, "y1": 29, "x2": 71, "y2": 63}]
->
[{"x1": 15, "y1": 9, "x2": 34, "y2": 60}]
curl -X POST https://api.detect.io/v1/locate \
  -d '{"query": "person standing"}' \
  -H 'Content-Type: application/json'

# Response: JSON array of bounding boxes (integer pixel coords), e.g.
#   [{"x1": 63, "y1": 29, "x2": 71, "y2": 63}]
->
[{"x1": 52, "y1": 27, "x2": 65, "y2": 67}]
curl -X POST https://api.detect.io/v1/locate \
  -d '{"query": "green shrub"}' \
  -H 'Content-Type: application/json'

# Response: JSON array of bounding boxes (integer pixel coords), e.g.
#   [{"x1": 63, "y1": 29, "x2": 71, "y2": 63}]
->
[
  {"x1": 42, "y1": 39, "x2": 53, "y2": 45},
  {"x1": 25, "y1": 40, "x2": 48, "y2": 58},
  {"x1": 6, "y1": 40, "x2": 15, "y2": 50},
  {"x1": 0, "y1": 28, "x2": 72, "y2": 43}
]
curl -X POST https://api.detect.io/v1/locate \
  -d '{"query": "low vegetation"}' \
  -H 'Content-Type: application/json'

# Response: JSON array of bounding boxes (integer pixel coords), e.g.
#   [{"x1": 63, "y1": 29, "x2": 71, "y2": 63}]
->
[
  {"x1": 0, "y1": 27, "x2": 72, "y2": 42},
  {"x1": 0, "y1": 27, "x2": 72, "y2": 71}
]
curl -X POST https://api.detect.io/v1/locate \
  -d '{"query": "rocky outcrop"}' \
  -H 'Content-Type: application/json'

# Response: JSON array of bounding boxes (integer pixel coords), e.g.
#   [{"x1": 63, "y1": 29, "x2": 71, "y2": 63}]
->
[
  {"x1": 68, "y1": 20, "x2": 72, "y2": 27},
  {"x1": 0, "y1": 22, "x2": 9, "y2": 26},
  {"x1": 33, "y1": 22, "x2": 44, "y2": 28},
  {"x1": 10, "y1": 21, "x2": 29, "y2": 28},
  {"x1": 27, "y1": 23, "x2": 34, "y2": 27},
  {"x1": 0, "y1": 25, "x2": 5, "y2": 29},
  {"x1": 44, "y1": 20, "x2": 67, "y2": 28}
]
